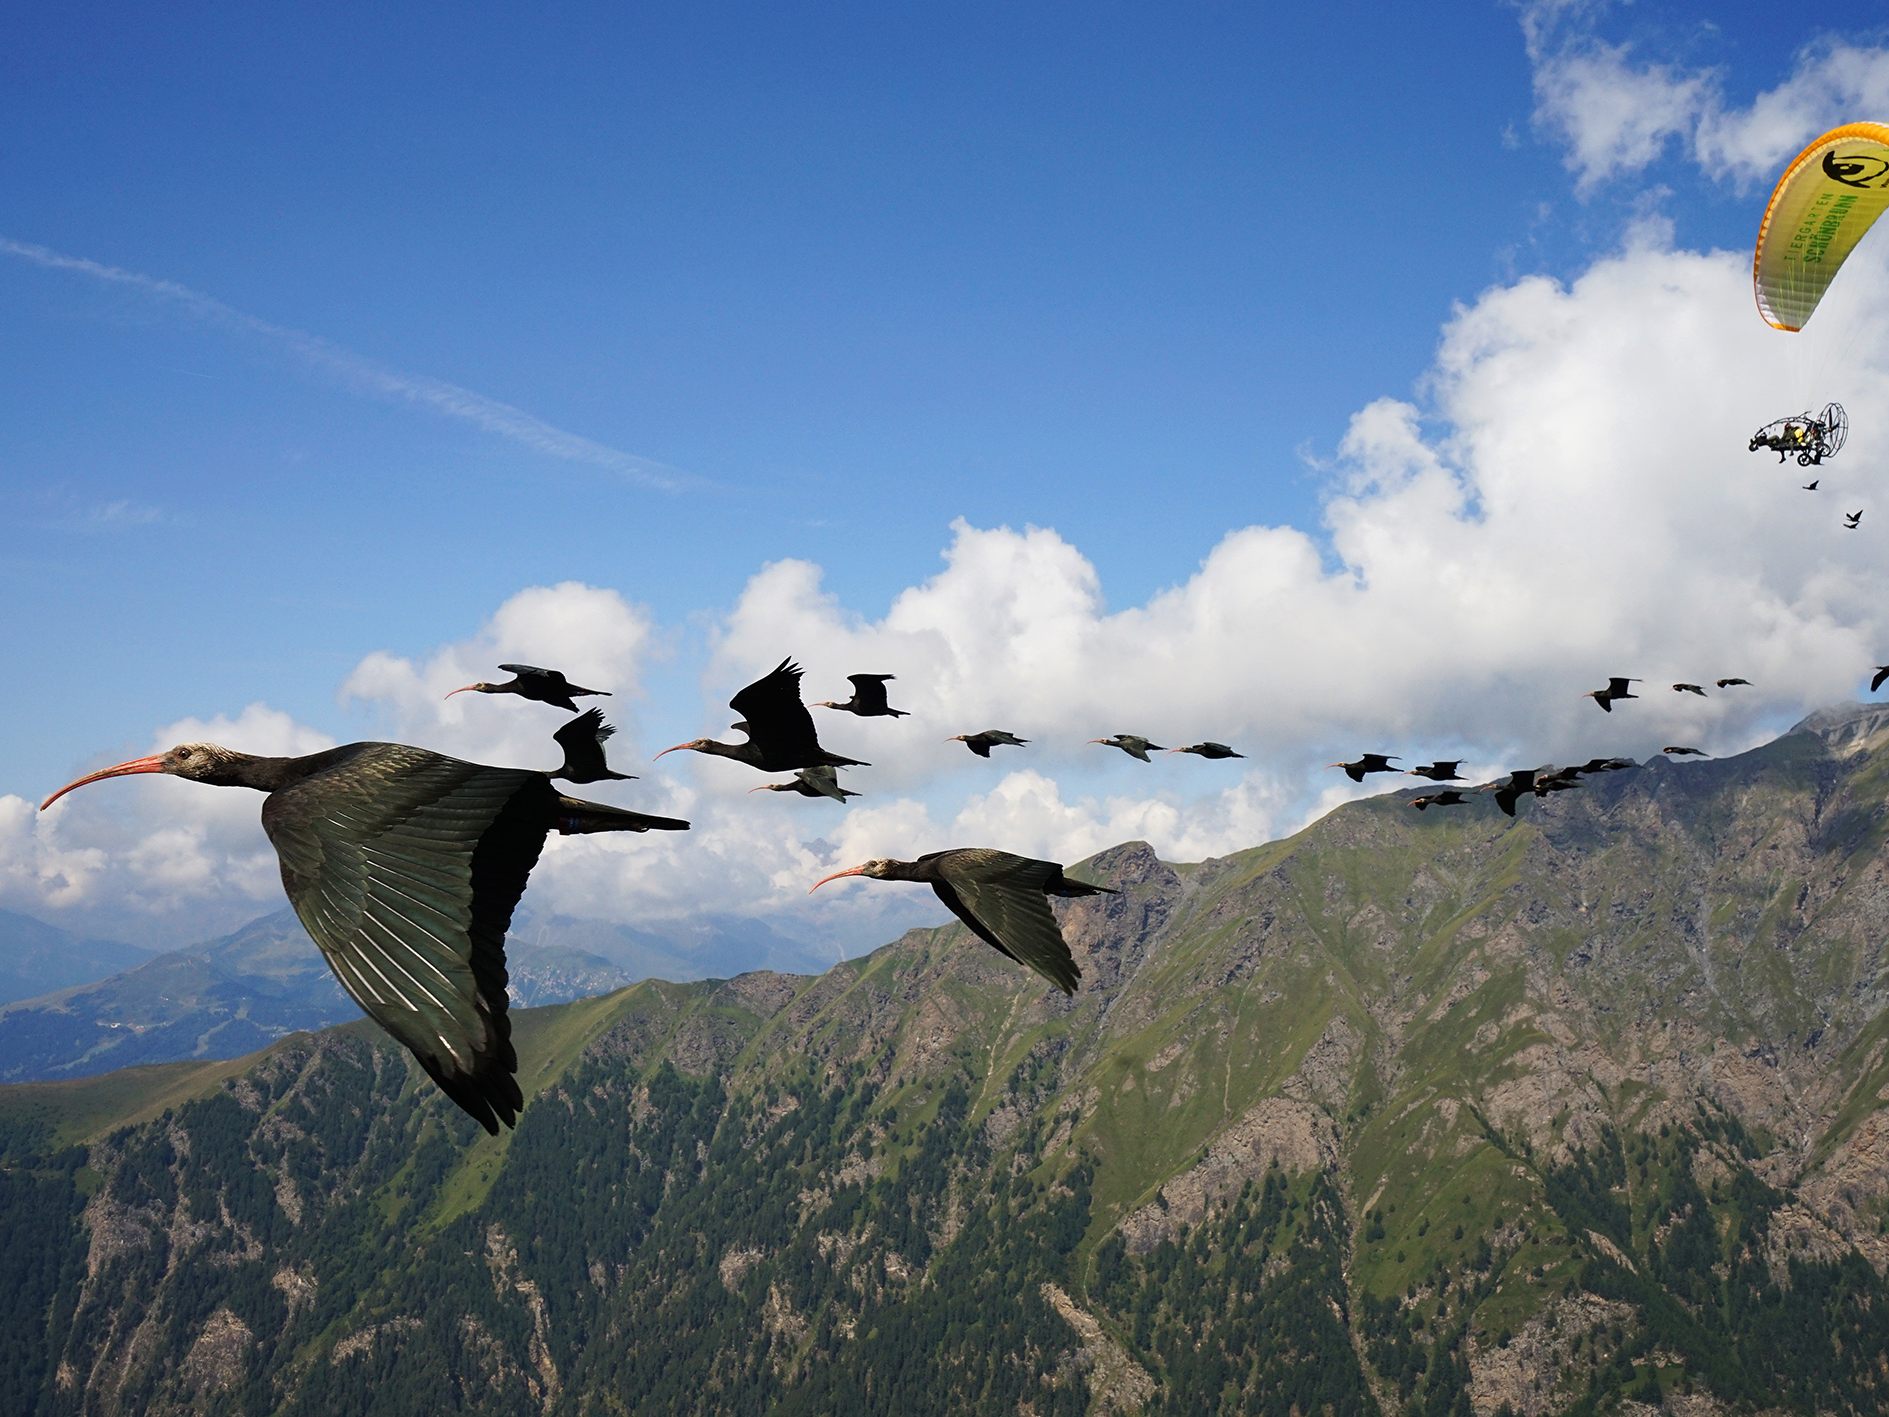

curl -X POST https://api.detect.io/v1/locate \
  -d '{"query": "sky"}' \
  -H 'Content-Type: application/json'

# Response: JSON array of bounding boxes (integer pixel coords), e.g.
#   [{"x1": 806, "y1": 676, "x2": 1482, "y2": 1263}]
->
[{"x1": 7, "y1": 2, "x2": 1889, "y2": 959}]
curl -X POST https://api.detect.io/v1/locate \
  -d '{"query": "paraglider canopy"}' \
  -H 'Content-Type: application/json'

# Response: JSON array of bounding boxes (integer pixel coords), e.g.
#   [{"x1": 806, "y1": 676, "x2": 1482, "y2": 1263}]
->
[
  {"x1": 1754, "y1": 122, "x2": 1889, "y2": 331},
  {"x1": 1748, "y1": 402, "x2": 1848, "y2": 466}
]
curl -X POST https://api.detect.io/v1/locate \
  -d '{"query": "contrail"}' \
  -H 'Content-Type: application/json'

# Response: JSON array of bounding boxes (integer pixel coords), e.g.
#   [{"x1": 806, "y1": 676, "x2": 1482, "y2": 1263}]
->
[{"x1": 2, "y1": 236, "x2": 687, "y2": 491}]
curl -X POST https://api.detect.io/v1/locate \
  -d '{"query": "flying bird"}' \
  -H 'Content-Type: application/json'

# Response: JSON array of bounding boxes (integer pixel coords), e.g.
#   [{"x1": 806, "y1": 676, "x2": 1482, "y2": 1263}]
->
[
  {"x1": 948, "y1": 730, "x2": 1030, "y2": 758},
  {"x1": 549, "y1": 708, "x2": 637, "y2": 784},
  {"x1": 1170, "y1": 742, "x2": 1246, "y2": 759},
  {"x1": 1871, "y1": 666, "x2": 1889, "y2": 693},
  {"x1": 1487, "y1": 770, "x2": 1538, "y2": 817},
  {"x1": 1090, "y1": 735, "x2": 1164, "y2": 762},
  {"x1": 1329, "y1": 753, "x2": 1400, "y2": 783},
  {"x1": 814, "y1": 674, "x2": 909, "y2": 718},
  {"x1": 1571, "y1": 757, "x2": 1635, "y2": 775},
  {"x1": 1582, "y1": 677, "x2": 1640, "y2": 712},
  {"x1": 1715, "y1": 678, "x2": 1751, "y2": 688},
  {"x1": 1672, "y1": 683, "x2": 1707, "y2": 696},
  {"x1": 1845, "y1": 510, "x2": 1863, "y2": 529},
  {"x1": 1407, "y1": 761, "x2": 1464, "y2": 781},
  {"x1": 40, "y1": 741, "x2": 689, "y2": 1134},
  {"x1": 810, "y1": 848, "x2": 1114, "y2": 994},
  {"x1": 750, "y1": 766, "x2": 858, "y2": 802},
  {"x1": 1410, "y1": 790, "x2": 1467, "y2": 810},
  {"x1": 446, "y1": 664, "x2": 609, "y2": 714},
  {"x1": 657, "y1": 659, "x2": 868, "y2": 773},
  {"x1": 1662, "y1": 745, "x2": 1710, "y2": 757},
  {"x1": 1804, "y1": 479, "x2": 1820, "y2": 491}
]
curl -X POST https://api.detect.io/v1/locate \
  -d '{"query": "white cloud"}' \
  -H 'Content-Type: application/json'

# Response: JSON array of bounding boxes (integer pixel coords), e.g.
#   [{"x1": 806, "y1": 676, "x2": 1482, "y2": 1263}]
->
[{"x1": 1519, "y1": 7, "x2": 1889, "y2": 192}]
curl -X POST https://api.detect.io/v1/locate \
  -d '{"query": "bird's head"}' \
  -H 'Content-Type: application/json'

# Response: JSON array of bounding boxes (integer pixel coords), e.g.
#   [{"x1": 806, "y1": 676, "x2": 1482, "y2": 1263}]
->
[
  {"x1": 808, "y1": 859, "x2": 898, "y2": 891},
  {"x1": 41, "y1": 741, "x2": 253, "y2": 810}
]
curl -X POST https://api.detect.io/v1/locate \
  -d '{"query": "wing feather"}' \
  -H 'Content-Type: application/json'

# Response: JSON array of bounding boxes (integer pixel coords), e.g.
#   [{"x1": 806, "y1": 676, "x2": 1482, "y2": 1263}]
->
[
  {"x1": 931, "y1": 851, "x2": 1083, "y2": 995},
  {"x1": 263, "y1": 744, "x2": 546, "y2": 1133}
]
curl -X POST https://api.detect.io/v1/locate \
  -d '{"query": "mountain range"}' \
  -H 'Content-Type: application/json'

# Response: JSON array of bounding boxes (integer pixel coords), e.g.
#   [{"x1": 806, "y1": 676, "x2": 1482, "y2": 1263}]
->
[{"x1": 5, "y1": 704, "x2": 1889, "y2": 1413}]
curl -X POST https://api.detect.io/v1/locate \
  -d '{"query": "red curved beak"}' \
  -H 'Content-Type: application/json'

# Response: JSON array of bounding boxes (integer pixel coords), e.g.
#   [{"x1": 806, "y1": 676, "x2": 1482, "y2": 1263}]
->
[
  {"x1": 652, "y1": 743, "x2": 691, "y2": 761},
  {"x1": 444, "y1": 684, "x2": 479, "y2": 700},
  {"x1": 41, "y1": 754, "x2": 166, "y2": 811},
  {"x1": 808, "y1": 864, "x2": 867, "y2": 893}
]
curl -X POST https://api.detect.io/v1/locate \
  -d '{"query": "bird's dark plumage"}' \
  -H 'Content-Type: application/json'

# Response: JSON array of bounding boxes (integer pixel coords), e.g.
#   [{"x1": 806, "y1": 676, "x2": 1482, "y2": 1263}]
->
[
  {"x1": 41, "y1": 740, "x2": 688, "y2": 1134},
  {"x1": 550, "y1": 708, "x2": 637, "y2": 783},
  {"x1": 1872, "y1": 666, "x2": 1889, "y2": 694},
  {"x1": 1583, "y1": 677, "x2": 1639, "y2": 712},
  {"x1": 1171, "y1": 742, "x2": 1245, "y2": 759},
  {"x1": 1407, "y1": 761, "x2": 1464, "y2": 781},
  {"x1": 1662, "y1": 745, "x2": 1709, "y2": 757},
  {"x1": 1330, "y1": 753, "x2": 1400, "y2": 783},
  {"x1": 949, "y1": 730, "x2": 1029, "y2": 758},
  {"x1": 1673, "y1": 683, "x2": 1706, "y2": 696},
  {"x1": 446, "y1": 663, "x2": 610, "y2": 713},
  {"x1": 1489, "y1": 770, "x2": 1538, "y2": 817},
  {"x1": 1091, "y1": 735, "x2": 1164, "y2": 762},
  {"x1": 1845, "y1": 510, "x2": 1863, "y2": 528},
  {"x1": 1714, "y1": 678, "x2": 1750, "y2": 688},
  {"x1": 811, "y1": 848, "x2": 1112, "y2": 994},
  {"x1": 1410, "y1": 790, "x2": 1467, "y2": 810},
  {"x1": 659, "y1": 659, "x2": 868, "y2": 772},
  {"x1": 816, "y1": 674, "x2": 908, "y2": 718},
  {"x1": 751, "y1": 766, "x2": 858, "y2": 801}
]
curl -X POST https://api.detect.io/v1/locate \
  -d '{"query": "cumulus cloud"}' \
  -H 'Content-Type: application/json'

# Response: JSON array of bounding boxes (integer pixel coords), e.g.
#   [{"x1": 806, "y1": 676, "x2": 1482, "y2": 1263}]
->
[
  {"x1": 12, "y1": 229, "x2": 1889, "y2": 967},
  {"x1": 1521, "y1": 7, "x2": 1889, "y2": 190}
]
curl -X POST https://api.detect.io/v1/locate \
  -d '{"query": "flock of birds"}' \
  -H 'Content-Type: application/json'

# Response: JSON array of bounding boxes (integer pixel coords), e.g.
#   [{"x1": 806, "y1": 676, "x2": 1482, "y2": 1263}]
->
[{"x1": 39, "y1": 648, "x2": 1889, "y2": 1132}]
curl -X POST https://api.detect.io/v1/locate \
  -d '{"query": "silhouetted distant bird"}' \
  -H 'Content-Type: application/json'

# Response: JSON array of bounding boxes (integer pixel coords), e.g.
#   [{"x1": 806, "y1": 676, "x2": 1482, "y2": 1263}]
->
[
  {"x1": 40, "y1": 740, "x2": 689, "y2": 1134},
  {"x1": 658, "y1": 659, "x2": 868, "y2": 773},
  {"x1": 1330, "y1": 753, "x2": 1400, "y2": 783},
  {"x1": 1170, "y1": 742, "x2": 1246, "y2": 759},
  {"x1": 1872, "y1": 666, "x2": 1889, "y2": 693},
  {"x1": 1407, "y1": 761, "x2": 1464, "y2": 781},
  {"x1": 1662, "y1": 745, "x2": 1709, "y2": 757},
  {"x1": 1715, "y1": 677, "x2": 1751, "y2": 688},
  {"x1": 1845, "y1": 510, "x2": 1863, "y2": 529},
  {"x1": 1487, "y1": 770, "x2": 1538, "y2": 817},
  {"x1": 1571, "y1": 757, "x2": 1635, "y2": 775},
  {"x1": 1582, "y1": 677, "x2": 1640, "y2": 712},
  {"x1": 1091, "y1": 735, "x2": 1164, "y2": 762},
  {"x1": 549, "y1": 709, "x2": 637, "y2": 784},
  {"x1": 1673, "y1": 683, "x2": 1707, "y2": 696},
  {"x1": 810, "y1": 848, "x2": 1115, "y2": 994},
  {"x1": 1804, "y1": 479, "x2": 1820, "y2": 490},
  {"x1": 815, "y1": 674, "x2": 908, "y2": 718},
  {"x1": 1410, "y1": 790, "x2": 1467, "y2": 811},
  {"x1": 949, "y1": 730, "x2": 1030, "y2": 758},
  {"x1": 447, "y1": 664, "x2": 609, "y2": 714},
  {"x1": 1533, "y1": 768, "x2": 1583, "y2": 796},
  {"x1": 750, "y1": 766, "x2": 857, "y2": 802}
]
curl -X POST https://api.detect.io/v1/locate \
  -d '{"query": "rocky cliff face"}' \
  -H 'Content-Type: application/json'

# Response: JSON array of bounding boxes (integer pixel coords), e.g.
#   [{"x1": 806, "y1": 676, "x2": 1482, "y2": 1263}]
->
[{"x1": 6, "y1": 705, "x2": 1889, "y2": 1415}]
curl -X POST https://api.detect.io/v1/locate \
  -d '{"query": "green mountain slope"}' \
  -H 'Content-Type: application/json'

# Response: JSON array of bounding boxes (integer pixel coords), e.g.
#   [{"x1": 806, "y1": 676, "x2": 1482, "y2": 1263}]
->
[{"x1": 7, "y1": 704, "x2": 1889, "y2": 1414}]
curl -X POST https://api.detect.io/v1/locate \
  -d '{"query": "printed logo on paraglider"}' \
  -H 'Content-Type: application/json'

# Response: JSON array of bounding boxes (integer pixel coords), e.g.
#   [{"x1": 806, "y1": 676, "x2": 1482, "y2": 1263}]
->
[{"x1": 1822, "y1": 150, "x2": 1889, "y2": 189}]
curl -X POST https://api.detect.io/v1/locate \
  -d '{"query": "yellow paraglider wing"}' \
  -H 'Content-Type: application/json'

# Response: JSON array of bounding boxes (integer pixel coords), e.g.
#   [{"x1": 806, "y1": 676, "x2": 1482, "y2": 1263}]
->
[{"x1": 1754, "y1": 122, "x2": 1889, "y2": 331}]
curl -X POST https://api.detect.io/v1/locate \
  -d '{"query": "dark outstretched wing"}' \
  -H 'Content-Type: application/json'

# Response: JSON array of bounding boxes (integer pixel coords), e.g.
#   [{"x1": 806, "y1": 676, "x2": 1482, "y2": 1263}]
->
[
  {"x1": 552, "y1": 708, "x2": 624, "y2": 781},
  {"x1": 261, "y1": 744, "x2": 549, "y2": 1134},
  {"x1": 499, "y1": 663, "x2": 563, "y2": 683},
  {"x1": 846, "y1": 674, "x2": 900, "y2": 714},
  {"x1": 1873, "y1": 666, "x2": 1889, "y2": 693},
  {"x1": 730, "y1": 658, "x2": 824, "y2": 766},
  {"x1": 928, "y1": 849, "x2": 1088, "y2": 995}
]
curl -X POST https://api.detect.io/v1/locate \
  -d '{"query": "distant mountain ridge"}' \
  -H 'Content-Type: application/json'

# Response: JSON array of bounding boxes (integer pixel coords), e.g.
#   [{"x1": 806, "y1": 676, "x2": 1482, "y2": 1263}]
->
[
  {"x1": 6, "y1": 703, "x2": 1889, "y2": 1412},
  {"x1": 0, "y1": 909, "x2": 151, "y2": 1006}
]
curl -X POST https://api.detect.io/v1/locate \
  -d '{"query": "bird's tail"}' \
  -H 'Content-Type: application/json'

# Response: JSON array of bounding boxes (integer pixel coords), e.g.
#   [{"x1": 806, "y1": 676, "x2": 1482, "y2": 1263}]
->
[{"x1": 556, "y1": 796, "x2": 691, "y2": 833}]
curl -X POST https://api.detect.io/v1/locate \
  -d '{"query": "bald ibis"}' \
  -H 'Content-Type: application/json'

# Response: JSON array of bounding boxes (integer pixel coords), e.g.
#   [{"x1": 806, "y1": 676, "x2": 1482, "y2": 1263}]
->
[
  {"x1": 1170, "y1": 742, "x2": 1245, "y2": 759},
  {"x1": 815, "y1": 674, "x2": 908, "y2": 718},
  {"x1": 1091, "y1": 735, "x2": 1164, "y2": 762},
  {"x1": 1582, "y1": 677, "x2": 1639, "y2": 712},
  {"x1": 949, "y1": 730, "x2": 1030, "y2": 758},
  {"x1": 447, "y1": 663, "x2": 608, "y2": 713},
  {"x1": 810, "y1": 848, "x2": 1113, "y2": 994},
  {"x1": 1407, "y1": 761, "x2": 1464, "y2": 781},
  {"x1": 1410, "y1": 790, "x2": 1467, "y2": 810},
  {"x1": 657, "y1": 659, "x2": 867, "y2": 772},
  {"x1": 750, "y1": 766, "x2": 858, "y2": 802},
  {"x1": 40, "y1": 741, "x2": 688, "y2": 1134},
  {"x1": 1673, "y1": 683, "x2": 1706, "y2": 696},
  {"x1": 1329, "y1": 753, "x2": 1400, "y2": 783},
  {"x1": 550, "y1": 708, "x2": 637, "y2": 783}
]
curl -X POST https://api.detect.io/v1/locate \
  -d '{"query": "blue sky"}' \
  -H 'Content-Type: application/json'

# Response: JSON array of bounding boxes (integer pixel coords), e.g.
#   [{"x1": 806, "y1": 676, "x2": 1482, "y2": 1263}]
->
[{"x1": 8, "y1": 3, "x2": 1889, "y2": 954}]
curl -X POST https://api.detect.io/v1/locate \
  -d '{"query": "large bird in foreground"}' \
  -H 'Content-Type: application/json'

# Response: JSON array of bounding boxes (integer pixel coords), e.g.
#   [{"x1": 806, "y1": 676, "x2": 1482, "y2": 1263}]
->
[
  {"x1": 815, "y1": 674, "x2": 909, "y2": 718},
  {"x1": 446, "y1": 663, "x2": 609, "y2": 713},
  {"x1": 41, "y1": 741, "x2": 689, "y2": 1133},
  {"x1": 658, "y1": 659, "x2": 868, "y2": 772},
  {"x1": 948, "y1": 729, "x2": 1030, "y2": 758},
  {"x1": 810, "y1": 848, "x2": 1114, "y2": 995}
]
